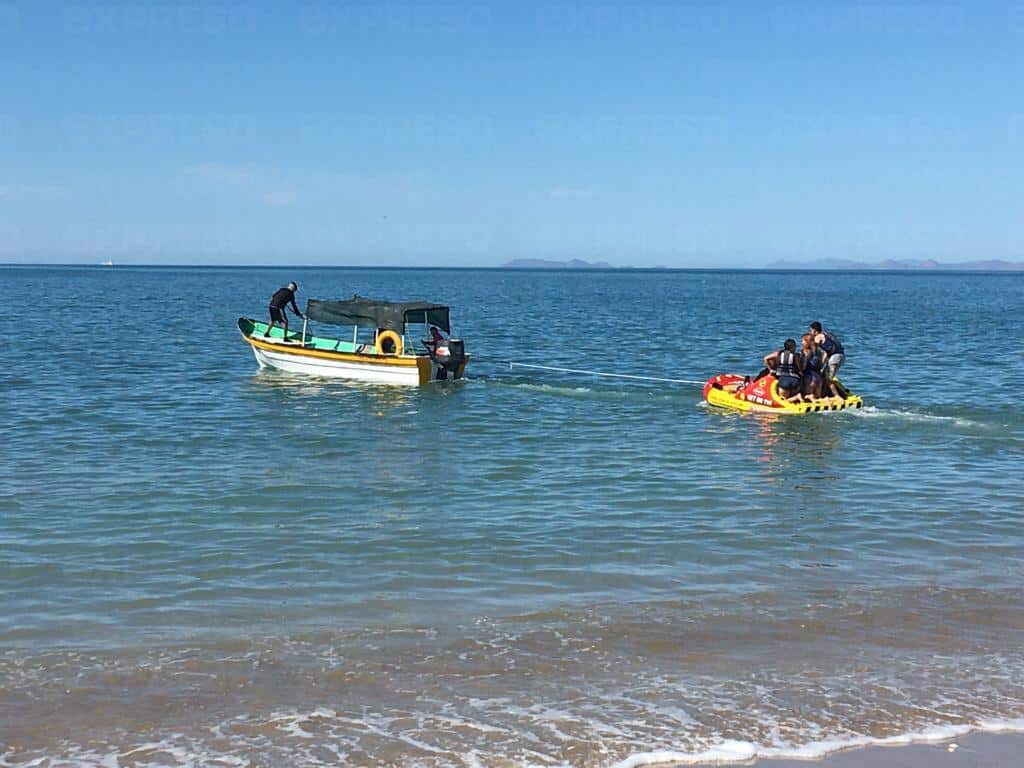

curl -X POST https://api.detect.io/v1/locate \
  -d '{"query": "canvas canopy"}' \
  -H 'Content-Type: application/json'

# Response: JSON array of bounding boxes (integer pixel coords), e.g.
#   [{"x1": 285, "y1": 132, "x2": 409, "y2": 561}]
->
[{"x1": 305, "y1": 296, "x2": 451, "y2": 333}]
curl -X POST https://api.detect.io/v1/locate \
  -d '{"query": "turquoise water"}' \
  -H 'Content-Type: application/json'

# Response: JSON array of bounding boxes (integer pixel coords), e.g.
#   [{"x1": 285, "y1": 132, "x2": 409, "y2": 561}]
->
[{"x1": 2, "y1": 266, "x2": 1023, "y2": 766}]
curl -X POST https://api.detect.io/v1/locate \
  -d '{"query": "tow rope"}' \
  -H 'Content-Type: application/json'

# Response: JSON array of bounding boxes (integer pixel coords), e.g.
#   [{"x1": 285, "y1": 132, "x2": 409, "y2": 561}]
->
[{"x1": 508, "y1": 361, "x2": 705, "y2": 386}]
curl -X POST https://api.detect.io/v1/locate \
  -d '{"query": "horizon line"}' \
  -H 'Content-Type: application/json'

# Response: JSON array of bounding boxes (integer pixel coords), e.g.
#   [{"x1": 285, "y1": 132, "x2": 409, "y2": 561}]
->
[{"x1": 3, "y1": 262, "x2": 1023, "y2": 273}]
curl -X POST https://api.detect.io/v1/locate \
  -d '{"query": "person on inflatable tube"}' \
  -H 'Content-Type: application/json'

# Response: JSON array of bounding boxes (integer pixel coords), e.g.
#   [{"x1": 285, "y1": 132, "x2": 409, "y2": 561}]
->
[{"x1": 763, "y1": 338, "x2": 804, "y2": 401}]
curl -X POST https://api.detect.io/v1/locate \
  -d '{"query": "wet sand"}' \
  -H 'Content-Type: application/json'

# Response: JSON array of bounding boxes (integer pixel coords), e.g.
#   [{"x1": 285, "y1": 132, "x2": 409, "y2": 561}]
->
[{"x1": 759, "y1": 732, "x2": 1024, "y2": 768}]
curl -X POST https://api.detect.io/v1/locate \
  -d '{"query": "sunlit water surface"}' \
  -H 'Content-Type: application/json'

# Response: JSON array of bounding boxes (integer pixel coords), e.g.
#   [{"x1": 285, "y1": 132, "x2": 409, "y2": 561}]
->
[{"x1": 2, "y1": 266, "x2": 1023, "y2": 766}]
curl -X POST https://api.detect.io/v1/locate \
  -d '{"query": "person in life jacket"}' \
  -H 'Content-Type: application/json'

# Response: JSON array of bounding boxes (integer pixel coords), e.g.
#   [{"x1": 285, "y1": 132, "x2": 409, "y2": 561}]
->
[
  {"x1": 809, "y1": 321, "x2": 846, "y2": 396},
  {"x1": 763, "y1": 338, "x2": 805, "y2": 401}
]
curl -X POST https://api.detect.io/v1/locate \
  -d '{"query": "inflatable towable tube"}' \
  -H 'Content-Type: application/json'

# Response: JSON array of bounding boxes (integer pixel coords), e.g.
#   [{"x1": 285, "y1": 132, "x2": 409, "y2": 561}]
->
[{"x1": 703, "y1": 373, "x2": 863, "y2": 414}]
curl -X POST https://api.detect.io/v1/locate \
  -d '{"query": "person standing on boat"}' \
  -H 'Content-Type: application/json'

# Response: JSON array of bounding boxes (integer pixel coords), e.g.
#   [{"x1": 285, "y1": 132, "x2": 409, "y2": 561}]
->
[{"x1": 267, "y1": 282, "x2": 303, "y2": 340}]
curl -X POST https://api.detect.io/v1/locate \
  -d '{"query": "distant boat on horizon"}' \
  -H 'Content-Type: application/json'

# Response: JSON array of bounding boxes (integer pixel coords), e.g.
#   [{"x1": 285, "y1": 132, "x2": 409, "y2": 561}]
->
[{"x1": 100, "y1": 260, "x2": 113, "y2": 266}]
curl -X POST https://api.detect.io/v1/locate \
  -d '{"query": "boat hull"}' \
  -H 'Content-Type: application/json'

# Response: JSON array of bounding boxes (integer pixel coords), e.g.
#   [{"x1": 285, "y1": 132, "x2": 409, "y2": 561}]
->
[
  {"x1": 250, "y1": 343, "x2": 427, "y2": 385},
  {"x1": 704, "y1": 373, "x2": 863, "y2": 414},
  {"x1": 238, "y1": 319, "x2": 468, "y2": 386}
]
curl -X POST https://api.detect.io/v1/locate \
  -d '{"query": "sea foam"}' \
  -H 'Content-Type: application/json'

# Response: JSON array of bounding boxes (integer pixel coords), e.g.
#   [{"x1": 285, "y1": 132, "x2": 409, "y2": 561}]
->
[{"x1": 613, "y1": 720, "x2": 1024, "y2": 767}]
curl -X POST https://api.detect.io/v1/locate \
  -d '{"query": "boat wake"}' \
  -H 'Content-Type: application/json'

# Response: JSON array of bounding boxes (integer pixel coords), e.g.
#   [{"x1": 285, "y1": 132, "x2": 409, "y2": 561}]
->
[
  {"x1": 485, "y1": 379, "x2": 596, "y2": 397},
  {"x1": 852, "y1": 405, "x2": 984, "y2": 429},
  {"x1": 481, "y1": 378, "x2": 708, "y2": 406}
]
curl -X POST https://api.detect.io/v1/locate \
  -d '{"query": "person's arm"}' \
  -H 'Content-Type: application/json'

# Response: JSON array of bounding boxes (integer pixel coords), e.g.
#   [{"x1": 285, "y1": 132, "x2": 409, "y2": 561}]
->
[
  {"x1": 290, "y1": 297, "x2": 303, "y2": 317},
  {"x1": 763, "y1": 352, "x2": 778, "y2": 369}
]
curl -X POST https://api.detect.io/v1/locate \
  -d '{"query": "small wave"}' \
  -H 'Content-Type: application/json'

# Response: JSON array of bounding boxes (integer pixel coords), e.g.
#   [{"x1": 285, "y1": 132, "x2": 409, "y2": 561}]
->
[
  {"x1": 978, "y1": 717, "x2": 1024, "y2": 732},
  {"x1": 613, "y1": 720, "x2": 1024, "y2": 767},
  {"x1": 853, "y1": 405, "x2": 983, "y2": 428},
  {"x1": 0, "y1": 740, "x2": 251, "y2": 768}
]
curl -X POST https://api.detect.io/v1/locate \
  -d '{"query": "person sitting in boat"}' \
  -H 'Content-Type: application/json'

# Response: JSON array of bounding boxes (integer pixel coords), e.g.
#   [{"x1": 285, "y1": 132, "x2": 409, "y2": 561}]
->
[
  {"x1": 424, "y1": 326, "x2": 449, "y2": 359},
  {"x1": 809, "y1": 321, "x2": 846, "y2": 395},
  {"x1": 267, "y1": 282, "x2": 303, "y2": 340},
  {"x1": 763, "y1": 338, "x2": 804, "y2": 401}
]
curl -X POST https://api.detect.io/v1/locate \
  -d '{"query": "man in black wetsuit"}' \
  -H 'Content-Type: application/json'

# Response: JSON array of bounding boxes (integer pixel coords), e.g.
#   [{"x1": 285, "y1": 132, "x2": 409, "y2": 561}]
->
[{"x1": 267, "y1": 282, "x2": 303, "y2": 340}]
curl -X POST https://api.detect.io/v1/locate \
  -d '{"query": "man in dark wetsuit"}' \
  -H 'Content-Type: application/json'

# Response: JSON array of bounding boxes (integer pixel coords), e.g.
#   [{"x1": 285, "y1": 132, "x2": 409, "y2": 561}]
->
[{"x1": 267, "y1": 282, "x2": 303, "y2": 340}]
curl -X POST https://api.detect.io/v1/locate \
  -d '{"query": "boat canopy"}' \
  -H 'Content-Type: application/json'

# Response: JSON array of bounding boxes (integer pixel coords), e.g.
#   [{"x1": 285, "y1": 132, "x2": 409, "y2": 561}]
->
[{"x1": 305, "y1": 296, "x2": 451, "y2": 333}]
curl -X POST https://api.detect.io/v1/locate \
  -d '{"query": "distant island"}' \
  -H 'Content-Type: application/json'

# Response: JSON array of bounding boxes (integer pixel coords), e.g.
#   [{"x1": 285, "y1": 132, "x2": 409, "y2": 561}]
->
[
  {"x1": 766, "y1": 258, "x2": 1024, "y2": 271},
  {"x1": 502, "y1": 258, "x2": 612, "y2": 269}
]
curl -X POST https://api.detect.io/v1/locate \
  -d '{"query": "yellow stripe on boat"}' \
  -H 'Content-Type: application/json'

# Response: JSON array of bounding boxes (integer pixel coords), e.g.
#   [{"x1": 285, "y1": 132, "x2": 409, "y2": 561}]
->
[
  {"x1": 243, "y1": 334, "x2": 419, "y2": 366},
  {"x1": 416, "y1": 356, "x2": 433, "y2": 386}
]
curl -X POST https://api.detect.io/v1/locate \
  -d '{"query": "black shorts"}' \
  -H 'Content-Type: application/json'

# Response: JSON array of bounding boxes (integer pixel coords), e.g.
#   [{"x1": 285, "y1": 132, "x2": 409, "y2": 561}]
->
[{"x1": 269, "y1": 305, "x2": 286, "y2": 322}]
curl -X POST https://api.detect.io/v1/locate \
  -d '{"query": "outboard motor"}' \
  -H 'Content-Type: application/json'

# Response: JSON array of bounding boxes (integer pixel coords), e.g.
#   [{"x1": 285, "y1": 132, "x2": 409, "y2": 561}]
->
[
  {"x1": 433, "y1": 338, "x2": 467, "y2": 380},
  {"x1": 446, "y1": 339, "x2": 465, "y2": 366}
]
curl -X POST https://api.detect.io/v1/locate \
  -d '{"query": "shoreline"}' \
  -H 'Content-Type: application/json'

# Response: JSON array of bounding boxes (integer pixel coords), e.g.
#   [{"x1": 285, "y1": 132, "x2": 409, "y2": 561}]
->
[
  {"x1": 760, "y1": 731, "x2": 1024, "y2": 767},
  {"x1": 617, "y1": 725, "x2": 1024, "y2": 768}
]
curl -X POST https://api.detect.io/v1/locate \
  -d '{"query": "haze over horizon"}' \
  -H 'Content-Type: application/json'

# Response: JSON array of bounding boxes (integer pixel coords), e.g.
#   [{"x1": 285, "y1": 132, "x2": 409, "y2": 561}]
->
[{"x1": 1, "y1": 1, "x2": 1019, "y2": 267}]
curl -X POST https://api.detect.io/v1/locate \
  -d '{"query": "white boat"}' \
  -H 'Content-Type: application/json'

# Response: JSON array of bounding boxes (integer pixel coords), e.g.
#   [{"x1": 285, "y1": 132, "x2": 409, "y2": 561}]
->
[{"x1": 237, "y1": 296, "x2": 469, "y2": 386}]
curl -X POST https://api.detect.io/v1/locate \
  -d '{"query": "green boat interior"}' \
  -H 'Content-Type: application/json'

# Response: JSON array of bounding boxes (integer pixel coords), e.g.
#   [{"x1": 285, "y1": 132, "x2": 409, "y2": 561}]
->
[{"x1": 238, "y1": 318, "x2": 427, "y2": 356}]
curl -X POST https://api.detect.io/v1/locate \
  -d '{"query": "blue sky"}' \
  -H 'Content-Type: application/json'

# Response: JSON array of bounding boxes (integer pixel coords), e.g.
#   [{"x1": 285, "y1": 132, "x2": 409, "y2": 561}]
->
[{"x1": 0, "y1": 1, "x2": 1019, "y2": 266}]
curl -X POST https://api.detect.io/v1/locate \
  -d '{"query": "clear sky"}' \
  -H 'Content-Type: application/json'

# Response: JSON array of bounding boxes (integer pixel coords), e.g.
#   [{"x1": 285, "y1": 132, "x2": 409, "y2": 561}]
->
[{"x1": 0, "y1": 1, "x2": 1019, "y2": 266}]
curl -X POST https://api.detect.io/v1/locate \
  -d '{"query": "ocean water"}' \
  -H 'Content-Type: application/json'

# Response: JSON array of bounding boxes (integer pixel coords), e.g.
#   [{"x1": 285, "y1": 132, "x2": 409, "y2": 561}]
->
[{"x1": 2, "y1": 265, "x2": 1023, "y2": 767}]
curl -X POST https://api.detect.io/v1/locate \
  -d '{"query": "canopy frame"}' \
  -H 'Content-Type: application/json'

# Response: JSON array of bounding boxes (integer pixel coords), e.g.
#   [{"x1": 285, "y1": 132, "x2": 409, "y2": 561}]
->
[{"x1": 305, "y1": 296, "x2": 451, "y2": 334}]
